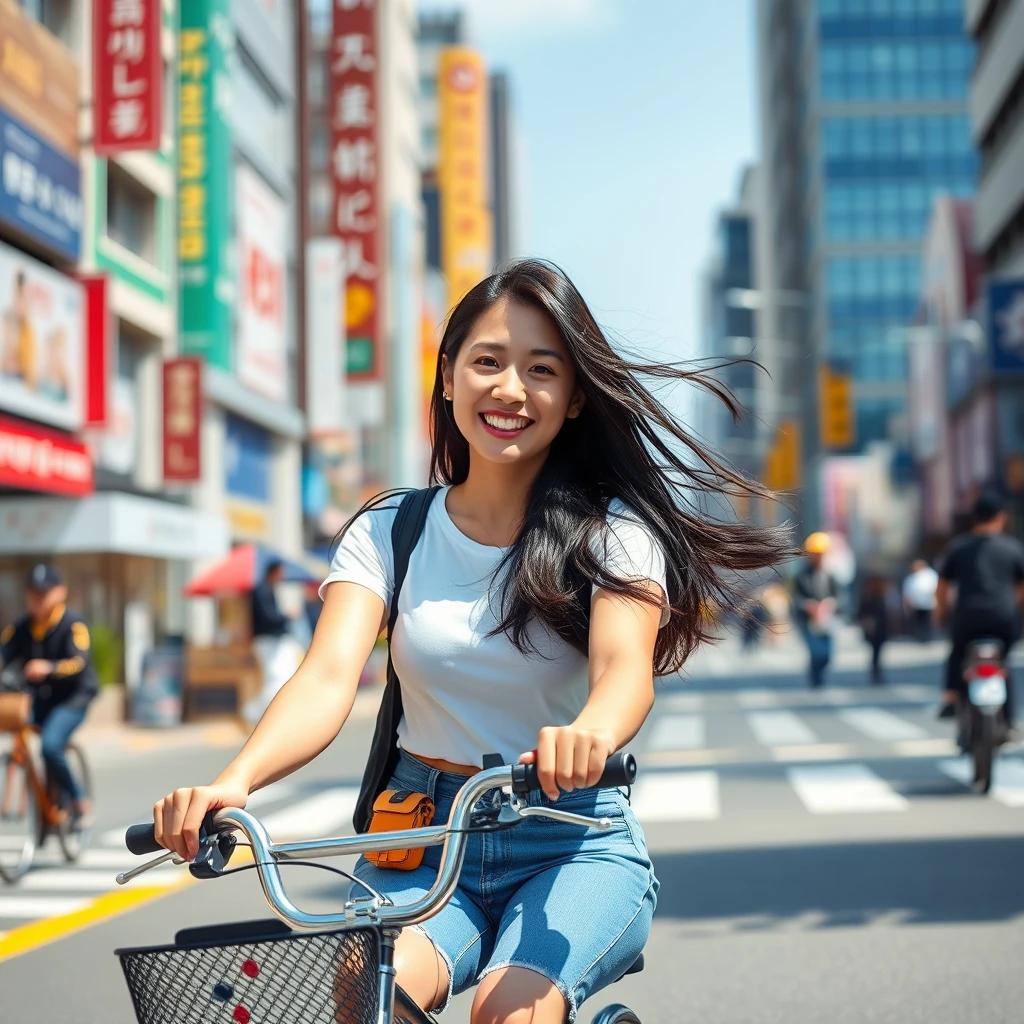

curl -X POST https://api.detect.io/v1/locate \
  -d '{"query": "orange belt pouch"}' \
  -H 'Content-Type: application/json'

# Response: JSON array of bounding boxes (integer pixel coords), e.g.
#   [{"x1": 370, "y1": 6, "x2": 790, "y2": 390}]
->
[{"x1": 364, "y1": 789, "x2": 436, "y2": 870}]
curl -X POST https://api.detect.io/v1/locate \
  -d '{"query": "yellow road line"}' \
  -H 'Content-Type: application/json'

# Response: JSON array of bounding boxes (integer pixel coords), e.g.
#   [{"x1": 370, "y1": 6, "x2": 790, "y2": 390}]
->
[{"x1": 0, "y1": 878, "x2": 191, "y2": 963}]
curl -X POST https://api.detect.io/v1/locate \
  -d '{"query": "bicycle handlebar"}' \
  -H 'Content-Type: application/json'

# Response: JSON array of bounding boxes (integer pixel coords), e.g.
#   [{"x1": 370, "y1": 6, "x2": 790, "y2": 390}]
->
[
  {"x1": 125, "y1": 752, "x2": 636, "y2": 857},
  {"x1": 121, "y1": 752, "x2": 639, "y2": 930}
]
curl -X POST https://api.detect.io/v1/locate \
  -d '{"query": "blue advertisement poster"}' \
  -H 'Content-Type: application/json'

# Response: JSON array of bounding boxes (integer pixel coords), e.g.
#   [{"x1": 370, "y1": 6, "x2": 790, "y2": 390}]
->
[
  {"x1": 0, "y1": 106, "x2": 81, "y2": 261},
  {"x1": 989, "y1": 280, "x2": 1024, "y2": 373}
]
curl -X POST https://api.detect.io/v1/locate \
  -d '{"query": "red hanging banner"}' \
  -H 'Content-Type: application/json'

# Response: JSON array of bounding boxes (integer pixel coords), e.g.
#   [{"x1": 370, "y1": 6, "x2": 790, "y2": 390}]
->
[
  {"x1": 330, "y1": 0, "x2": 381, "y2": 381},
  {"x1": 93, "y1": 0, "x2": 163, "y2": 154}
]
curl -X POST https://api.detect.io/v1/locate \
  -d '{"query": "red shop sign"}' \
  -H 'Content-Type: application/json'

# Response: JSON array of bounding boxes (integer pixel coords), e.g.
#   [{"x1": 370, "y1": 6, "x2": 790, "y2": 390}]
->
[
  {"x1": 162, "y1": 356, "x2": 203, "y2": 482},
  {"x1": 93, "y1": 0, "x2": 163, "y2": 154},
  {"x1": 0, "y1": 414, "x2": 94, "y2": 496}
]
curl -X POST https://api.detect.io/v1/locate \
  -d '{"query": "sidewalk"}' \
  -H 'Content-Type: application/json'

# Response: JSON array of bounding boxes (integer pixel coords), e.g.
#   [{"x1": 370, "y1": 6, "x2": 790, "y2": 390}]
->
[{"x1": 77, "y1": 681, "x2": 384, "y2": 760}]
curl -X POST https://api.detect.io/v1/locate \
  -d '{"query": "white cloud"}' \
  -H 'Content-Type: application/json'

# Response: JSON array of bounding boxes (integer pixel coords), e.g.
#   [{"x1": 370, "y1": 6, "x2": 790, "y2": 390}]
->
[{"x1": 419, "y1": 0, "x2": 619, "y2": 38}]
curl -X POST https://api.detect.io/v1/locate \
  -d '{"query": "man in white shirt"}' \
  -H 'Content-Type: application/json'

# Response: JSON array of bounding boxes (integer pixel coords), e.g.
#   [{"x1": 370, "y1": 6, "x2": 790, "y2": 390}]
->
[{"x1": 902, "y1": 559, "x2": 938, "y2": 642}]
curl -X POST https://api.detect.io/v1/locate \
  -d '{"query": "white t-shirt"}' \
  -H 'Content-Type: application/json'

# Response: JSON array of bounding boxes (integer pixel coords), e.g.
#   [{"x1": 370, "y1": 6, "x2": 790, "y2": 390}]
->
[
  {"x1": 902, "y1": 566, "x2": 938, "y2": 610},
  {"x1": 320, "y1": 486, "x2": 668, "y2": 766}
]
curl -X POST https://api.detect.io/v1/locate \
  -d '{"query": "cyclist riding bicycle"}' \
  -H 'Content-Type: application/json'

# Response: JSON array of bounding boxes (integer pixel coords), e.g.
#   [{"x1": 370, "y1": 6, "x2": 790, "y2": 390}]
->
[
  {"x1": 935, "y1": 492, "x2": 1024, "y2": 731},
  {"x1": 0, "y1": 563, "x2": 97, "y2": 821},
  {"x1": 152, "y1": 260, "x2": 790, "y2": 1023}
]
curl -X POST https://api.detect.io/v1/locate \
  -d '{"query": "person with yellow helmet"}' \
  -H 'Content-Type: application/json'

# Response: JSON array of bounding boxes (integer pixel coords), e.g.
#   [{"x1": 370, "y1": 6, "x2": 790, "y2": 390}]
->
[{"x1": 793, "y1": 532, "x2": 840, "y2": 688}]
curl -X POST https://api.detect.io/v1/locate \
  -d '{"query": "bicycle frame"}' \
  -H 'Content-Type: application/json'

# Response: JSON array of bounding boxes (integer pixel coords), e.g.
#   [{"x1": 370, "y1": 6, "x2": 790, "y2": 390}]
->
[
  {"x1": 4, "y1": 726, "x2": 64, "y2": 828},
  {"x1": 122, "y1": 763, "x2": 614, "y2": 1024}
]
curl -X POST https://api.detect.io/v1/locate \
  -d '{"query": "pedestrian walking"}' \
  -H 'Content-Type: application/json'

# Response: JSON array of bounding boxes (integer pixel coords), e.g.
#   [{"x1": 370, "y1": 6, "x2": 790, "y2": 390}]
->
[
  {"x1": 857, "y1": 575, "x2": 892, "y2": 685},
  {"x1": 902, "y1": 558, "x2": 938, "y2": 642},
  {"x1": 246, "y1": 559, "x2": 298, "y2": 725},
  {"x1": 793, "y1": 532, "x2": 840, "y2": 688}
]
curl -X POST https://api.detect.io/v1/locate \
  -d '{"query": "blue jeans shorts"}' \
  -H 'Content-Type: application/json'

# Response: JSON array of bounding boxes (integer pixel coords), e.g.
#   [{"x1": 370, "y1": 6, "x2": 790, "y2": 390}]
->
[{"x1": 353, "y1": 750, "x2": 659, "y2": 1021}]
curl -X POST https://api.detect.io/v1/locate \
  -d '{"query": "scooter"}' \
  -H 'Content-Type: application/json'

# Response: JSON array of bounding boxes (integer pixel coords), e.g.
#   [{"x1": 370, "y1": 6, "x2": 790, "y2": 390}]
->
[{"x1": 958, "y1": 638, "x2": 1009, "y2": 794}]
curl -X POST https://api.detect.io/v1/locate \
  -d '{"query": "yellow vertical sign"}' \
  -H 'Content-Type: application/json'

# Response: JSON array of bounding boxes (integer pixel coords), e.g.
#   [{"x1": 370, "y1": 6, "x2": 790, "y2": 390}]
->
[
  {"x1": 819, "y1": 364, "x2": 854, "y2": 449},
  {"x1": 438, "y1": 48, "x2": 493, "y2": 309},
  {"x1": 763, "y1": 420, "x2": 801, "y2": 491}
]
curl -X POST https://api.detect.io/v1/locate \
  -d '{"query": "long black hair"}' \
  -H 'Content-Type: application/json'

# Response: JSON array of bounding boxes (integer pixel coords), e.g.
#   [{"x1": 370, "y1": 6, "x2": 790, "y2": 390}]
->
[{"x1": 338, "y1": 259, "x2": 792, "y2": 675}]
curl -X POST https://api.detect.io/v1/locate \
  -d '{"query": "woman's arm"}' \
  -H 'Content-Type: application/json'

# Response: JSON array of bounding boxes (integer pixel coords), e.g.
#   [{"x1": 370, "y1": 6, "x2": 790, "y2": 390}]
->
[
  {"x1": 520, "y1": 583, "x2": 661, "y2": 801},
  {"x1": 153, "y1": 581, "x2": 386, "y2": 860}
]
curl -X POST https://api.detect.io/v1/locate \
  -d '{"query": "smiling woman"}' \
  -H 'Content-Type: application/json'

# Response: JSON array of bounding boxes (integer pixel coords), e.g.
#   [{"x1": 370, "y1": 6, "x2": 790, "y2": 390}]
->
[{"x1": 150, "y1": 258, "x2": 792, "y2": 1024}]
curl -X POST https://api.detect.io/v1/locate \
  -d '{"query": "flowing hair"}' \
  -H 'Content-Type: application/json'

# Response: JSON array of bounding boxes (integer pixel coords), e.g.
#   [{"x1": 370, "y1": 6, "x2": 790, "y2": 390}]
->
[{"x1": 337, "y1": 259, "x2": 793, "y2": 675}]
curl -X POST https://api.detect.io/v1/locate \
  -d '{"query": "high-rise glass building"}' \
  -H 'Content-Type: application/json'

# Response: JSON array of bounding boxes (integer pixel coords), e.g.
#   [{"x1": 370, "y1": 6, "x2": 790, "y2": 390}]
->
[{"x1": 758, "y1": 0, "x2": 978, "y2": 521}]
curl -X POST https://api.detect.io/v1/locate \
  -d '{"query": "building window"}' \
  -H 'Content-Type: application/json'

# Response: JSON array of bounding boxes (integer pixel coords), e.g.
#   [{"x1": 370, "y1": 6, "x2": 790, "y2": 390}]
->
[
  {"x1": 106, "y1": 164, "x2": 157, "y2": 263},
  {"x1": 18, "y1": 0, "x2": 74, "y2": 50}
]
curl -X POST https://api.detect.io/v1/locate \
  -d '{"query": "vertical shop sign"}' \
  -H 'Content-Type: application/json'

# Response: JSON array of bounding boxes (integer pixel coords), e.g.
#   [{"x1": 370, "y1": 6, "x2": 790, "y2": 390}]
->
[
  {"x1": 93, "y1": 0, "x2": 163, "y2": 153},
  {"x1": 236, "y1": 163, "x2": 286, "y2": 401},
  {"x1": 438, "y1": 48, "x2": 492, "y2": 309},
  {"x1": 305, "y1": 237, "x2": 345, "y2": 435},
  {"x1": 177, "y1": 0, "x2": 233, "y2": 371},
  {"x1": 330, "y1": 0, "x2": 381, "y2": 380},
  {"x1": 80, "y1": 274, "x2": 109, "y2": 426},
  {"x1": 162, "y1": 356, "x2": 203, "y2": 482}
]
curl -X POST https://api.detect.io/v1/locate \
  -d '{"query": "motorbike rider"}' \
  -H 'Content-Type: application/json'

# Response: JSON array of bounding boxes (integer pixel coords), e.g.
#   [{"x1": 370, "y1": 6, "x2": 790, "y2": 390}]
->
[{"x1": 935, "y1": 492, "x2": 1024, "y2": 730}]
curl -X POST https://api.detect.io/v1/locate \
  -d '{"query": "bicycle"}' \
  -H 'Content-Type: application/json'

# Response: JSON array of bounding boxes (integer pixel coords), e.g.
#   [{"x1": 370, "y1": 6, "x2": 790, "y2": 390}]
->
[
  {"x1": 0, "y1": 664, "x2": 94, "y2": 882},
  {"x1": 116, "y1": 752, "x2": 646, "y2": 1024}
]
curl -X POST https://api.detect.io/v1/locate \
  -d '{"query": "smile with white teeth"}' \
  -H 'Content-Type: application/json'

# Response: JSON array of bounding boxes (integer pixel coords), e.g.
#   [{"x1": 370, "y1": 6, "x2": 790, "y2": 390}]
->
[{"x1": 481, "y1": 413, "x2": 532, "y2": 431}]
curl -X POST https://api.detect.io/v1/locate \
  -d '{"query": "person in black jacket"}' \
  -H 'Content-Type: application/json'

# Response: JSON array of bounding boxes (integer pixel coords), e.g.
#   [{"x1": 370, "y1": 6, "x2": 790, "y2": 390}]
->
[
  {"x1": 936, "y1": 492, "x2": 1024, "y2": 726},
  {"x1": 250, "y1": 559, "x2": 290, "y2": 638},
  {"x1": 0, "y1": 564, "x2": 97, "y2": 818}
]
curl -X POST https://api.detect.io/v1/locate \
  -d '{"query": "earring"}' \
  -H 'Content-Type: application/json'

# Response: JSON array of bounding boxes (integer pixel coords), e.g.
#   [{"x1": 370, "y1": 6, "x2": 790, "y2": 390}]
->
[{"x1": 442, "y1": 391, "x2": 451, "y2": 400}]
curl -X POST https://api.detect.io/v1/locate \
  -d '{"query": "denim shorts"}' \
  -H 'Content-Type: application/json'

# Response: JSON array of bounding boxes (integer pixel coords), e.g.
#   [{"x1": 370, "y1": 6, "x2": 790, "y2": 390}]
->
[{"x1": 352, "y1": 750, "x2": 659, "y2": 1021}]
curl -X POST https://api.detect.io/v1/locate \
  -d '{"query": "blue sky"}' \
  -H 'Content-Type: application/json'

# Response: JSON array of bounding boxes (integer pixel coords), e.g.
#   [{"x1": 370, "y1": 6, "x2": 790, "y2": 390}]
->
[{"x1": 418, "y1": 0, "x2": 758, "y2": 417}]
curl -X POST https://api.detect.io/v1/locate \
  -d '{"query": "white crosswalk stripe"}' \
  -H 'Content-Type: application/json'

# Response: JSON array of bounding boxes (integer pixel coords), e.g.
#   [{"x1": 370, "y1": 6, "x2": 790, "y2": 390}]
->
[
  {"x1": 18, "y1": 868, "x2": 178, "y2": 891},
  {"x1": 631, "y1": 771, "x2": 719, "y2": 821},
  {"x1": 0, "y1": 896, "x2": 91, "y2": 918},
  {"x1": 938, "y1": 759, "x2": 1024, "y2": 807},
  {"x1": 256, "y1": 786, "x2": 360, "y2": 840},
  {"x1": 838, "y1": 707, "x2": 928, "y2": 742},
  {"x1": 648, "y1": 714, "x2": 704, "y2": 751},
  {"x1": 747, "y1": 710, "x2": 816, "y2": 746},
  {"x1": 787, "y1": 764, "x2": 908, "y2": 814}
]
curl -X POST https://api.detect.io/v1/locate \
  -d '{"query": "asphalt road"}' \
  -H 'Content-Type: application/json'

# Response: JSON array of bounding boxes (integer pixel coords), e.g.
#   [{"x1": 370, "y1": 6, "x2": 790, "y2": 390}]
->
[{"x1": 1, "y1": 636, "x2": 1022, "y2": 1023}]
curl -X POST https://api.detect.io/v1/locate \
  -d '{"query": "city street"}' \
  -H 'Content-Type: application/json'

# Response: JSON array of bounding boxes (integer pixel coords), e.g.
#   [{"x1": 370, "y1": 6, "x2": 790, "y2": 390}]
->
[{"x1": 1, "y1": 634, "x2": 1021, "y2": 1023}]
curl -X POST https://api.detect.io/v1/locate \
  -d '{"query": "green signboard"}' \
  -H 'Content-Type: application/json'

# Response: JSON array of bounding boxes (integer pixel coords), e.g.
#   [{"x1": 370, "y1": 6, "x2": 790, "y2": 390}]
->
[{"x1": 177, "y1": 0, "x2": 233, "y2": 371}]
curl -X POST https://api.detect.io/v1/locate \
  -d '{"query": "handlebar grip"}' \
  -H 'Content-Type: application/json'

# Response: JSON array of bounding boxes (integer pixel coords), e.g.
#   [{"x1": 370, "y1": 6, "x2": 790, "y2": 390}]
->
[
  {"x1": 512, "y1": 751, "x2": 637, "y2": 795},
  {"x1": 125, "y1": 823, "x2": 160, "y2": 856},
  {"x1": 125, "y1": 811, "x2": 222, "y2": 857}
]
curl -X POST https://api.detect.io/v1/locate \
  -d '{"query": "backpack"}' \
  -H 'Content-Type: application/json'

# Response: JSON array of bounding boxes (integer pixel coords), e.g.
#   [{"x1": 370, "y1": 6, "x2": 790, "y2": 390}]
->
[{"x1": 353, "y1": 485, "x2": 443, "y2": 832}]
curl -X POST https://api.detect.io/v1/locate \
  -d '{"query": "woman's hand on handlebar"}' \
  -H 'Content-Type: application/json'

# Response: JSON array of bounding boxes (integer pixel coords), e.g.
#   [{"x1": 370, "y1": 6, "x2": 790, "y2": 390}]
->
[
  {"x1": 152, "y1": 779, "x2": 250, "y2": 861},
  {"x1": 518, "y1": 725, "x2": 616, "y2": 802}
]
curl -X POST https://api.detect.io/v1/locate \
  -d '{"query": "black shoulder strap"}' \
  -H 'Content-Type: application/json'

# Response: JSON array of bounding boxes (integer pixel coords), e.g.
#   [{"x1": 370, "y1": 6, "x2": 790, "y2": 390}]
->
[
  {"x1": 388, "y1": 486, "x2": 442, "y2": 636},
  {"x1": 353, "y1": 486, "x2": 441, "y2": 832}
]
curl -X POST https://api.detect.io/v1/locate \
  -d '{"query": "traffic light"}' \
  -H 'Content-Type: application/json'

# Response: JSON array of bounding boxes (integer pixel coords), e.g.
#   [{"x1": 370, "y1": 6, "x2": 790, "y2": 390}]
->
[{"x1": 819, "y1": 364, "x2": 854, "y2": 450}]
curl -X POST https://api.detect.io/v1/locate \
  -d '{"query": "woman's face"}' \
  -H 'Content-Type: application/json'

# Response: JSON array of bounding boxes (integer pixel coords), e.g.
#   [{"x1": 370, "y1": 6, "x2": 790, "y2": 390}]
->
[{"x1": 442, "y1": 297, "x2": 585, "y2": 467}]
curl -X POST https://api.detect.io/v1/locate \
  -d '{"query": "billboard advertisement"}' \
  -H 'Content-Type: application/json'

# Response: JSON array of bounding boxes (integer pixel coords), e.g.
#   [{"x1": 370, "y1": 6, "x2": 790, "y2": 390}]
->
[
  {"x1": 93, "y1": 0, "x2": 163, "y2": 154},
  {"x1": 236, "y1": 163, "x2": 287, "y2": 402},
  {"x1": 0, "y1": 239, "x2": 83, "y2": 430},
  {"x1": 0, "y1": 106, "x2": 82, "y2": 261},
  {"x1": 0, "y1": 0, "x2": 79, "y2": 157},
  {"x1": 330, "y1": 0, "x2": 381, "y2": 381},
  {"x1": 178, "y1": 0, "x2": 233, "y2": 371},
  {"x1": 439, "y1": 48, "x2": 493, "y2": 310}
]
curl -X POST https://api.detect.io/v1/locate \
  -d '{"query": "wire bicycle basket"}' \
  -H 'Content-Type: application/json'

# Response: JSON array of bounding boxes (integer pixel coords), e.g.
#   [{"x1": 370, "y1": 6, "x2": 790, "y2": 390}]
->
[{"x1": 117, "y1": 919, "x2": 380, "y2": 1024}]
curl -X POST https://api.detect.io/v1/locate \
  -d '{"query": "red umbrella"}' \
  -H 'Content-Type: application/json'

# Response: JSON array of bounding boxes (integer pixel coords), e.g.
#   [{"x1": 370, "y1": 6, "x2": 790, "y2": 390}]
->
[{"x1": 183, "y1": 544, "x2": 320, "y2": 596}]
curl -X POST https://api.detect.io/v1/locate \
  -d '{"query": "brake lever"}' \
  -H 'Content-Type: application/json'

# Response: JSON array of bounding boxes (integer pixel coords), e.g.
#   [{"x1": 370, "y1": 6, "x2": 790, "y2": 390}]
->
[
  {"x1": 116, "y1": 849, "x2": 185, "y2": 885},
  {"x1": 516, "y1": 806, "x2": 612, "y2": 829}
]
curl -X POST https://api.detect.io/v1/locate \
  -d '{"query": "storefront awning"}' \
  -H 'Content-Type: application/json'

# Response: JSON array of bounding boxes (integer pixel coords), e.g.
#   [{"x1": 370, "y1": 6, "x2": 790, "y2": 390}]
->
[{"x1": 0, "y1": 492, "x2": 229, "y2": 560}]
